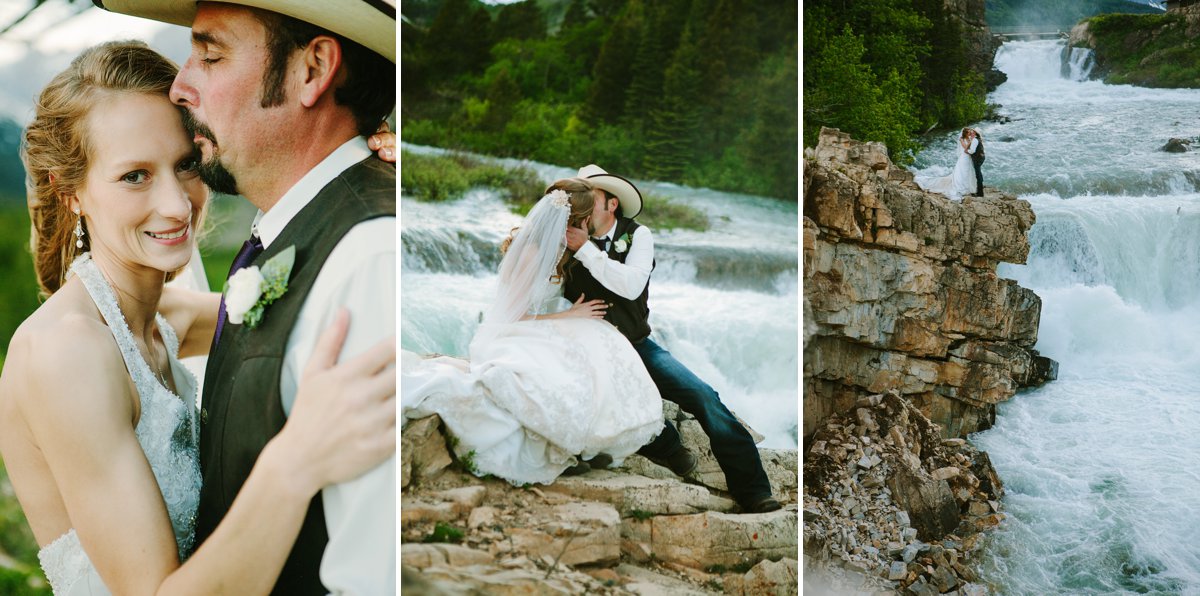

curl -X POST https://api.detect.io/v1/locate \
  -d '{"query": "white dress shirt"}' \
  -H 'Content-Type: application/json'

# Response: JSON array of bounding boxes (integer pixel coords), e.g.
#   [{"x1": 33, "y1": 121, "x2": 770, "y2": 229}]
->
[
  {"x1": 572, "y1": 220, "x2": 654, "y2": 300},
  {"x1": 251, "y1": 136, "x2": 396, "y2": 595},
  {"x1": 967, "y1": 137, "x2": 979, "y2": 156}
]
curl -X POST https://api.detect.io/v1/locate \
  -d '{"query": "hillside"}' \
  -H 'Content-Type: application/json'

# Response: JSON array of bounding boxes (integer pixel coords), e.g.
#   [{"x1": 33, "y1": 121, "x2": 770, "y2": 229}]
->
[
  {"x1": 402, "y1": 0, "x2": 798, "y2": 201},
  {"x1": 986, "y1": 0, "x2": 1162, "y2": 28}
]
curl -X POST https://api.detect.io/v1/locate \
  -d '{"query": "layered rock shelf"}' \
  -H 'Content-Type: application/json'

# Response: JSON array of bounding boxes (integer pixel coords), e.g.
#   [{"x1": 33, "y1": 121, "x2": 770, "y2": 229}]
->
[
  {"x1": 803, "y1": 128, "x2": 1057, "y2": 593},
  {"x1": 804, "y1": 127, "x2": 1055, "y2": 441},
  {"x1": 401, "y1": 402, "x2": 799, "y2": 595}
]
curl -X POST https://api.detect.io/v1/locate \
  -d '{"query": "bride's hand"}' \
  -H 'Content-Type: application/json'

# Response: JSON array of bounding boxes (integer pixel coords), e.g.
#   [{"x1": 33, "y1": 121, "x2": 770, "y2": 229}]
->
[
  {"x1": 273, "y1": 310, "x2": 396, "y2": 496},
  {"x1": 565, "y1": 294, "x2": 608, "y2": 319},
  {"x1": 368, "y1": 121, "x2": 396, "y2": 163}
]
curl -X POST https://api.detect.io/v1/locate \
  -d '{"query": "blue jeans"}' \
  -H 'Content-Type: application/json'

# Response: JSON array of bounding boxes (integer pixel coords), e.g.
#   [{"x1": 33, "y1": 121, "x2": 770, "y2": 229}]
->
[{"x1": 634, "y1": 338, "x2": 772, "y2": 506}]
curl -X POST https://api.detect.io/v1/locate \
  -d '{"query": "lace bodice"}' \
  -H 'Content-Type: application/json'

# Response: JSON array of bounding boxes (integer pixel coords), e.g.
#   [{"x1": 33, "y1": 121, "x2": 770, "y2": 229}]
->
[{"x1": 37, "y1": 254, "x2": 201, "y2": 595}]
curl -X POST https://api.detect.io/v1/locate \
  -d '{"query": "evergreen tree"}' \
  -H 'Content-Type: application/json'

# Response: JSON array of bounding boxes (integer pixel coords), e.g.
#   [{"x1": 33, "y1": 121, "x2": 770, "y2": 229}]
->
[
  {"x1": 622, "y1": 0, "x2": 691, "y2": 124},
  {"x1": 741, "y1": 48, "x2": 798, "y2": 200},
  {"x1": 482, "y1": 66, "x2": 523, "y2": 133},
  {"x1": 643, "y1": 24, "x2": 703, "y2": 180},
  {"x1": 495, "y1": 0, "x2": 548, "y2": 42},
  {"x1": 583, "y1": 1, "x2": 641, "y2": 124},
  {"x1": 562, "y1": 0, "x2": 590, "y2": 30}
]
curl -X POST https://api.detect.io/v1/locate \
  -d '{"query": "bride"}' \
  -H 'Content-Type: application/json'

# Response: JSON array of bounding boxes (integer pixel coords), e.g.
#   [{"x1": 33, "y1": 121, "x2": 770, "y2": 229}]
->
[
  {"x1": 402, "y1": 178, "x2": 663, "y2": 485},
  {"x1": 915, "y1": 127, "x2": 978, "y2": 200},
  {"x1": 0, "y1": 41, "x2": 396, "y2": 595}
]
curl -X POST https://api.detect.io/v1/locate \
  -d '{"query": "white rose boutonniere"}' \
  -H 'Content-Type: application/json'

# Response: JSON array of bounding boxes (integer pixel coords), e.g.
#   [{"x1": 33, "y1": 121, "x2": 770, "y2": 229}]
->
[
  {"x1": 224, "y1": 245, "x2": 296, "y2": 329},
  {"x1": 613, "y1": 232, "x2": 631, "y2": 254}
]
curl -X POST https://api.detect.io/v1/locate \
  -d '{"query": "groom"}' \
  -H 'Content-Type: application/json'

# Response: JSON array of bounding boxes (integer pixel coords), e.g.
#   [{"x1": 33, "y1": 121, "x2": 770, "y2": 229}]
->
[
  {"x1": 99, "y1": 1, "x2": 396, "y2": 593},
  {"x1": 968, "y1": 128, "x2": 985, "y2": 197},
  {"x1": 563, "y1": 165, "x2": 781, "y2": 514}
]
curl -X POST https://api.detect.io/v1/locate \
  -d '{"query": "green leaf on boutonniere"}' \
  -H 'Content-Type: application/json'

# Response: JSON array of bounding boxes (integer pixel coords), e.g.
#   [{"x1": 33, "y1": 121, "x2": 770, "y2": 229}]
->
[{"x1": 242, "y1": 245, "x2": 295, "y2": 329}]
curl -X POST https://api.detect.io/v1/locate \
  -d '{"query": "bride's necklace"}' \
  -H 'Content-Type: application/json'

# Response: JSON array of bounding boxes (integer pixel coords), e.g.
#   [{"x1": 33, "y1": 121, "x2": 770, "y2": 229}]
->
[{"x1": 146, "y1": 342, "x2": 171, "y2": 389}]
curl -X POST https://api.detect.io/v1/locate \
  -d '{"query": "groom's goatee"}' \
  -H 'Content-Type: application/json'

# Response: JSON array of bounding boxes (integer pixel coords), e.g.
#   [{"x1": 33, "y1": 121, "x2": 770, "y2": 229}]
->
[{"x1": 180, "y1": 108, "x2": 239, "y2": 195}]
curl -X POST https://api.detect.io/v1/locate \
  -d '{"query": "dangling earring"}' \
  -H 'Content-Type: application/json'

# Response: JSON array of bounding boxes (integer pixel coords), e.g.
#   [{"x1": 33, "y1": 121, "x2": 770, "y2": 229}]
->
[{"x1": 73, "y1": 208, "x2": 84, "y2": 249}]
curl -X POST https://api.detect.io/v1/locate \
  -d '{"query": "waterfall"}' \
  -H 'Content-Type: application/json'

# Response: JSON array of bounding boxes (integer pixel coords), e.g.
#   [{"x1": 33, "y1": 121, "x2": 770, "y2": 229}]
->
[
  {"x1": 1063, "y1": 46, "x2": 1095, "y2": 81},
  {"x1": 929, "y1": 40, "x2": 1200, "y2": 593}
]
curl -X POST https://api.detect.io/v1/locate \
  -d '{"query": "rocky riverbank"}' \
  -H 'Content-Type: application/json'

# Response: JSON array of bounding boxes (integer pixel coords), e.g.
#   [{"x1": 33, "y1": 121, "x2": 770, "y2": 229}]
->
[
  {"x1": 803, "y1": 128, "x2": 1056, "y2": 593},
  {"x1": 401, "y1": 400, "x2": 799, "y2": 595},
  {"x1": 1069, "y1": 12, "x2": 1200, "y2": 88}
]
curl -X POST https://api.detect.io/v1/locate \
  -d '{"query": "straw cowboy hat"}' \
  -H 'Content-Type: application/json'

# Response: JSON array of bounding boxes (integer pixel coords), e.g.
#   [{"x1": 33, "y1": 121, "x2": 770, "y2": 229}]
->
[
  {"x1": 578, "y1": 164, "x2": 643, "y2": 219},
  {"x1": 94, "y1": 0, "x2": 396, "y2": 62}
]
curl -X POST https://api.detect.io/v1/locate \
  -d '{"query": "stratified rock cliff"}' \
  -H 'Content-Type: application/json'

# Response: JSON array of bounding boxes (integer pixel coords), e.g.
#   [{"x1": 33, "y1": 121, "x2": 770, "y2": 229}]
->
[
  {"x1": 804, "y1": 127, "x2": 1056, "y2": 442},
  {"x1": 802, "y1": 127, "x2": 1055, "y2": 594}
]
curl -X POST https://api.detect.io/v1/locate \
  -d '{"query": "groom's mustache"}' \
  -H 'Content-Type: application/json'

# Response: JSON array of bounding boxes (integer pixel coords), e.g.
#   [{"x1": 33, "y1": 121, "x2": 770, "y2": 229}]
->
[{"x1": 180, "y1": 108, "x2": 218, "y2": 148}]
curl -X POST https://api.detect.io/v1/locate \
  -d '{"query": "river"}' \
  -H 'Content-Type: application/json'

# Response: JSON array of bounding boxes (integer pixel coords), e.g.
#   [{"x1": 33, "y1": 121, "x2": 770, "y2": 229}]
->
[
  {"x1": 913, "y1": 40, "x2": 1200, "y2": 594},
  {"x1": 400, "y1": 148, "x2": 799, "y2": 448}
]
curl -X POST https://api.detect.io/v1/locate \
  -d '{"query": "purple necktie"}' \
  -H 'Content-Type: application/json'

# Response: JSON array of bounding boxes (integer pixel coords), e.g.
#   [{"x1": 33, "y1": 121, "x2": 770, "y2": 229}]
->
[{"x1": 211, "y1": 234, "x2": 263, "y2": 349}]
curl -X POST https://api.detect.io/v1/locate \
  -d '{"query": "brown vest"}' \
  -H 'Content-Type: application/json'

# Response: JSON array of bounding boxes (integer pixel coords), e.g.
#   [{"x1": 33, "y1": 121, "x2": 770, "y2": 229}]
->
[
  {"x1": 563, "y1": 217, "x2": 653, "y2": 342},
  {"x1": 195, "y1": 157, "x2": 394, "y2": 595}
]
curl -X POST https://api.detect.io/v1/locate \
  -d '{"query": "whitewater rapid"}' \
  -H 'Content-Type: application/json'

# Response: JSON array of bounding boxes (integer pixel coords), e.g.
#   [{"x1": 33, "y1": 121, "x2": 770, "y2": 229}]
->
[
  {"x1": 400, "y1": 148, "x2": 799, "y2": 448},
  {"x1": 912, "y1": 40, "x2": 1200, "y2": 594}
]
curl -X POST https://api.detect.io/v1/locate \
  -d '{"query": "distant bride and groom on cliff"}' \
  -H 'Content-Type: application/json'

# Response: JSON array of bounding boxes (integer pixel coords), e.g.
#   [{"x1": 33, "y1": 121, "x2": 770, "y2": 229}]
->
[
  {"x1": 916, "y1": 127, "x2": 987, "y2": 200},
  {"x1": 402, "y1": 166, "x2": 783, "y2": 515}
]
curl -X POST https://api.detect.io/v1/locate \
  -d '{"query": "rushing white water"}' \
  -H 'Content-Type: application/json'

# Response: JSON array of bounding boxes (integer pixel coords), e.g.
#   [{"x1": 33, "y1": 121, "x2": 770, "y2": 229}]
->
[
  {"x1": 912, "y1": 40, "x2": 1200, "y2": 594},
  {"x1": 400, "y1": 147, "x2": 799, "y2": 448}
]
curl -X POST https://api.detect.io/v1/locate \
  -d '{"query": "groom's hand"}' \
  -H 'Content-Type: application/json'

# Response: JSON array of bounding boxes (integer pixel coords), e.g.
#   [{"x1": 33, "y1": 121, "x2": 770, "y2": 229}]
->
[{"x1": 565, "y1": 223, "x2": 589, "y2": 252}]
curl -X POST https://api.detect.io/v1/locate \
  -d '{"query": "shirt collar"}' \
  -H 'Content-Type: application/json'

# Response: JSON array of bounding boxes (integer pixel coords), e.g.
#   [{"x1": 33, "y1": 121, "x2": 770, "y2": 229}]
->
[
  {"x1": 594, "y1": 220, "x2": 617, "y2": 241},
  {"x1": 251, "y1": 136, "x2": 372, "y2": 248}
]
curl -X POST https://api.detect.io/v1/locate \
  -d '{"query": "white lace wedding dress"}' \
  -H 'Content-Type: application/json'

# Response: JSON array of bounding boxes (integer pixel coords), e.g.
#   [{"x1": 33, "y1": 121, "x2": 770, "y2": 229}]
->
[
  {"x1": 915, "y1": 143, "x2": 977, "y2": 200},
  {"x1": 401, "y1": 191, "x2": 663, "y2": 485},
  {"x1": 37, "y1": 254, "x2": 201, "y2": 595}
]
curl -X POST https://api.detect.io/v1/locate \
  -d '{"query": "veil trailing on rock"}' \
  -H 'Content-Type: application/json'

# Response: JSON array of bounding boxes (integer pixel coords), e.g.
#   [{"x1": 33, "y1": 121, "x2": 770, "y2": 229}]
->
[{"x1": 484, "y1": 190, "x2": 571, "y2": 325}]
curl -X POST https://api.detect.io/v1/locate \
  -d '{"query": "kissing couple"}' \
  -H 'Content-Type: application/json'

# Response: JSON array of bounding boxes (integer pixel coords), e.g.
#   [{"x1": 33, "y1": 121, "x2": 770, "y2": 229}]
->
[
  {"x1": 403, "y1": 169, "x2": 783, "y2": 515},
  {"x1": 0, "y1": 1, "x2": 399, "y2": 594},
  {"x1": 915, "y1": 126, "x2": 986, "y2": 200}
]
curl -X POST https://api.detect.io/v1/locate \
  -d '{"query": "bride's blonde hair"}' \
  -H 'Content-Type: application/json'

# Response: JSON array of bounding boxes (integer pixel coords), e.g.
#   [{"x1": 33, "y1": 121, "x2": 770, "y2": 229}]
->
[{"x1": 23, "y1": 40, "x2": 196, "y2": 297}]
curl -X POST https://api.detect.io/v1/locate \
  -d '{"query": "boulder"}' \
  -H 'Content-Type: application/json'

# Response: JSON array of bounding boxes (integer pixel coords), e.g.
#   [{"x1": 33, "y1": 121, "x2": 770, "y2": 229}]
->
[
  {"x1": 1162, "y1": 138, "x2": 1191, "y2": 153},
  {"x1": 886, "y1": 466, "x2": 959, "y2": 541},
  {"x1": 401, "y1": 415, "x2": 452, "y2": 489},
  {"x1": 723, "y1": 558, "x2": 799, "y2": 596}
]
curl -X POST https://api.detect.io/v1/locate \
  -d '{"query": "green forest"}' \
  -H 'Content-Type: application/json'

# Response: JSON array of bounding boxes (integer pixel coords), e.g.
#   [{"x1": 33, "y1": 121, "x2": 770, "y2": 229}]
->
[
  {"x1": 401, "y1": 0, "x2": 798, "y2": 201},
  {"x1": 803, "y1": 0, "x2": 992, "y2": 164}
]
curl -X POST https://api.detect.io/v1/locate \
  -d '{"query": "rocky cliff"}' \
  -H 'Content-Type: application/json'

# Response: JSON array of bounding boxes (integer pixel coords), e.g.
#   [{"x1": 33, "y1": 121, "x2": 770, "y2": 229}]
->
[
  {"x1": 1069, "y1": 12, "x2": 1200, "y2": 88},
  {"x1": 401, "y1": 402, "x2": 799, "y2": 595},
  {"x1": 946, "y1": 0, "x2": 1008, "y2": 90},
  {"x1": 802, "y1": 127, "x2": 1056, "y2": 593},
  {"x1": 804, "y1": 127, "x2": 1054, "y2": 442}
]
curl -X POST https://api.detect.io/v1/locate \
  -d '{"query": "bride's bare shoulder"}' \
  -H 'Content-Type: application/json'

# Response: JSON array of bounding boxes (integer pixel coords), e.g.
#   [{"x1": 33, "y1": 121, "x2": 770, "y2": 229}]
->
[{"x1": 2, "y1": 282, "x2": 126, "y2": 409}]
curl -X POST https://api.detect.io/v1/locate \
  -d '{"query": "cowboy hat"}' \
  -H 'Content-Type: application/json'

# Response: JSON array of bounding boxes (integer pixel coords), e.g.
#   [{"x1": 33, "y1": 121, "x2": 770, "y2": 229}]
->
[
  {"x1": 578, "y1": 164, "x2": 643, "y2": 219},
  {"x1": 94, "y1": 0, "x2": 396, "y2": 62}
]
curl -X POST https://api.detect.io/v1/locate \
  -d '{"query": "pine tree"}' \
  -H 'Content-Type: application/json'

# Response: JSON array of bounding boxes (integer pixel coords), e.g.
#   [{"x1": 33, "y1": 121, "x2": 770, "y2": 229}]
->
[
  {"x1": 583, "y1": 1, "x2": 641, "y2": 124},
  {"x1": 642, "y1": 24, "x2": 703, "y2": 180},
  {"x1": 495, "y1": 0, "x2": 548, "y2": 42},
  {"x1": 482, "y1": 66, "x2": 523, "y2": 133},
  {"x1": 562, "y1": 0, "x2": 590, "y2": 31}
]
